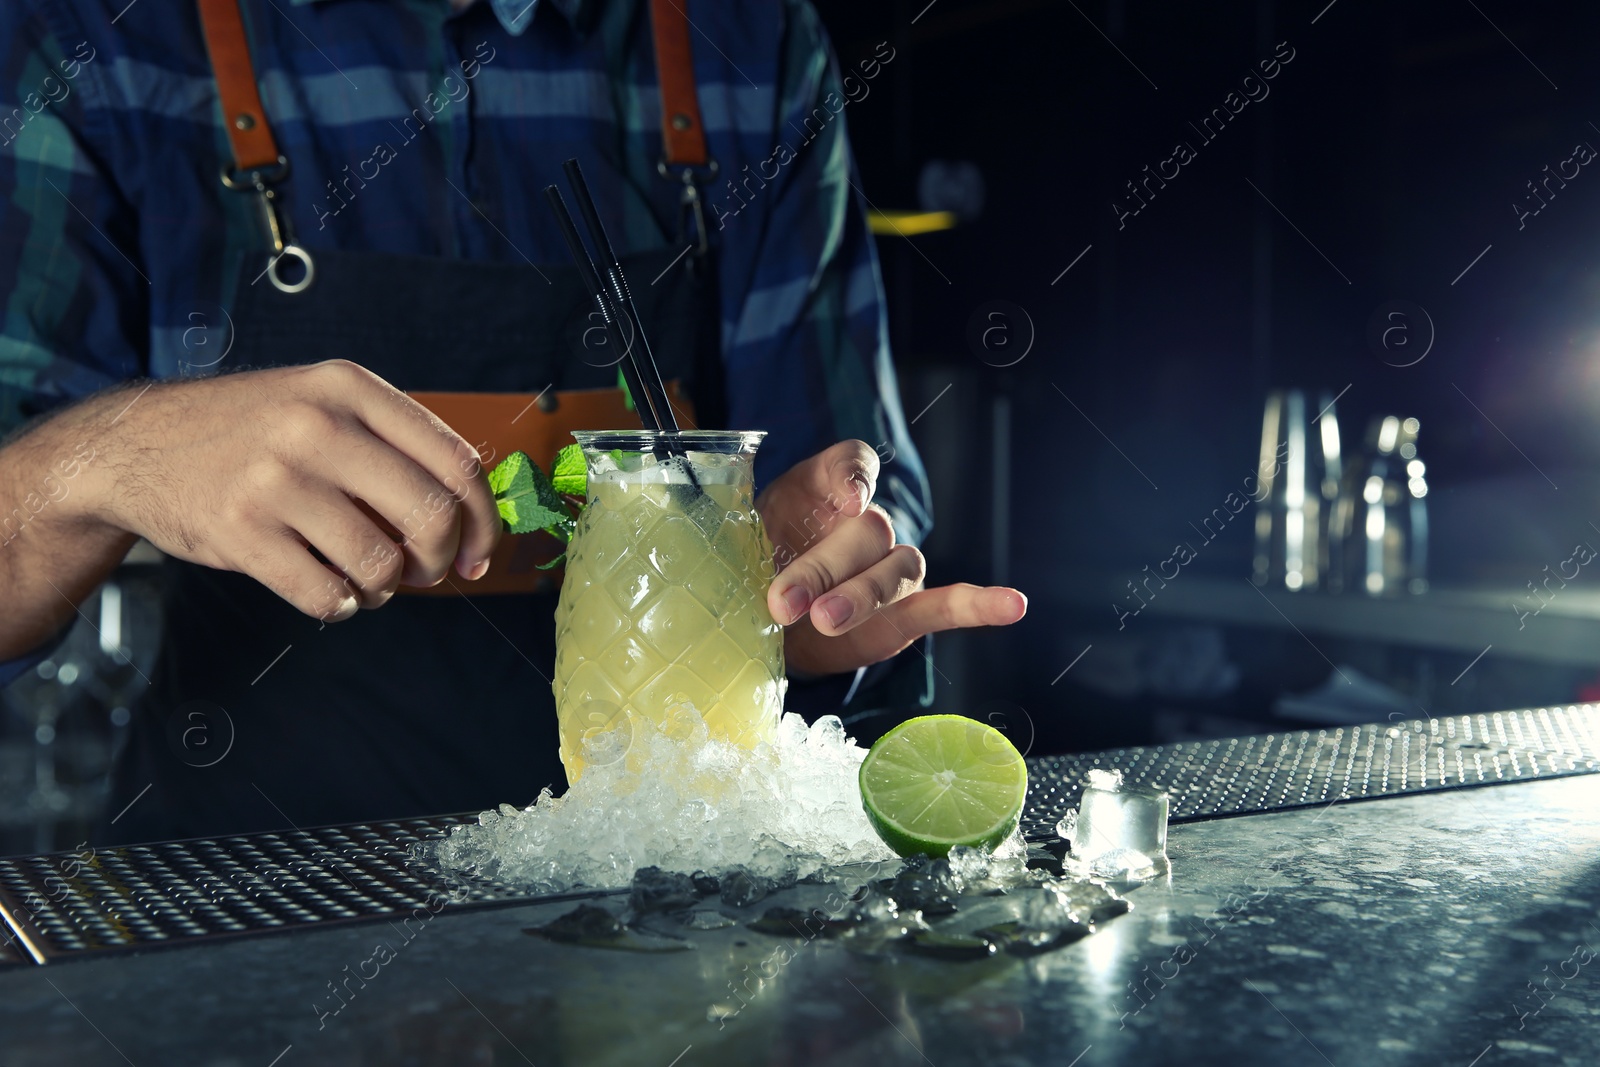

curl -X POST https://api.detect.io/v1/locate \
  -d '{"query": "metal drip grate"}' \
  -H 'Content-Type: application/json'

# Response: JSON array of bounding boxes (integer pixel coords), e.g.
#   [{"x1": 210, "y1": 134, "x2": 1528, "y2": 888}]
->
[
  {"x1": 0, "y1": 816, "x2": 539, "y2": 965},
  {"x1": 1, "y1": 706, "x2": 1597, "y2": 964},
  {"x1": 1020, "y1": 705, "x2": 1600, "y2": 839}
]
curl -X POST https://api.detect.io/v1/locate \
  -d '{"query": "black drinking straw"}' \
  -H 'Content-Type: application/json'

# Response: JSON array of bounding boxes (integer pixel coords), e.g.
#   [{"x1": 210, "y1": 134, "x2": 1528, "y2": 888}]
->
[
  {"x1": 561, "y1": 158, "x2": 679, "y2": 433},
  {"x1": 543, "y1": 184, "x2": 662, "y2": 432},
  {"x1": 545, "y1": 180, "x2": 706, "y2": 500}
]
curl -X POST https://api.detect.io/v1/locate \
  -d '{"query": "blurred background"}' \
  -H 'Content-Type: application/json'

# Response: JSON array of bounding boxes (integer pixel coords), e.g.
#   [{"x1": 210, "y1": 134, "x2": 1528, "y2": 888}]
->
[
  {"x1": 6, "y1": 0, "x2": 1600, "y2": 852},
  {"x1": 810, "y1": 1, "x2": 1600, "y2": 751}
]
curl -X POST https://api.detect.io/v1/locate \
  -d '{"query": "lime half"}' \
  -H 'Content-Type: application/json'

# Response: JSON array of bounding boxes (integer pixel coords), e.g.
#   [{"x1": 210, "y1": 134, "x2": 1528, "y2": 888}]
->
[{"x1": 859, "y1": 715, "x2": 1028, "y2": 858}]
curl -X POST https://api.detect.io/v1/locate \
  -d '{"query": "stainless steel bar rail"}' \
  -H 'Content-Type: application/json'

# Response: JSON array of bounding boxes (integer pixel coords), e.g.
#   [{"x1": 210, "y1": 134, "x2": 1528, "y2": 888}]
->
[{"x1": 3, "y1": 705, "x2": 1596, "y2": 965}]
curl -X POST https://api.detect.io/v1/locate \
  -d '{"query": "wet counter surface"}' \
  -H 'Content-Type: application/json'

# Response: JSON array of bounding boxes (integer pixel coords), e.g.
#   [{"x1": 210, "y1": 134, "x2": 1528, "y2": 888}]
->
[{"x1": 3, "y1": 774, "x2": 1598, "y2": 1067}]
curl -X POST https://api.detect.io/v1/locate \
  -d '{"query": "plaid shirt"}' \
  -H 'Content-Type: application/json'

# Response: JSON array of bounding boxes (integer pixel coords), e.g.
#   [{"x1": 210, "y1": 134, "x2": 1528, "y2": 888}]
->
[{"x1": 0, "y1": 0, "x2": 929, "y2": 540}]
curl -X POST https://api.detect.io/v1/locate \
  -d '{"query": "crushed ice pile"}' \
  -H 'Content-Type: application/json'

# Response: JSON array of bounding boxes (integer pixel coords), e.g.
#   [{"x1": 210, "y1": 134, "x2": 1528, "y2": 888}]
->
[{"x1": 432, "y1": 710, "x2": 894, "y2": 893}]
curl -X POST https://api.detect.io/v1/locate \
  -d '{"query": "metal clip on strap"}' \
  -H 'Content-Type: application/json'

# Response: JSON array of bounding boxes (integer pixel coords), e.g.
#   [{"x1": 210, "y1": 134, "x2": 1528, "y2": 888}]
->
[
  {"x1": 220, "y1": 158, "x2": 313, "y2": 294},
  {"x1": 197, "y1": 0, "x2": 314, "y2": 294},
  {"x1": 649, "y1": 0, "x2": 716, "y2": 258},
  {"x1": 656, "y1": 158, "x2": 719, "y2": 258}
]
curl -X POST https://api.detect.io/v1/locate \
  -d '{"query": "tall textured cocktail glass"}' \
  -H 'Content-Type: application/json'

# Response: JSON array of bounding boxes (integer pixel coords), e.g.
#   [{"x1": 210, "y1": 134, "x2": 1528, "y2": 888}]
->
[{"x1": 552, "y1": 431, "x2": 785, "y2": 783}]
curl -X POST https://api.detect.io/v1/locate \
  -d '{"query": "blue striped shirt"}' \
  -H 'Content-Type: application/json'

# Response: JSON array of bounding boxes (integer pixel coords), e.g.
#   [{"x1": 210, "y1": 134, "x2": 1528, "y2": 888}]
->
[{"x1": 0, "y1": 0, "x2": 928, "y2": 535}]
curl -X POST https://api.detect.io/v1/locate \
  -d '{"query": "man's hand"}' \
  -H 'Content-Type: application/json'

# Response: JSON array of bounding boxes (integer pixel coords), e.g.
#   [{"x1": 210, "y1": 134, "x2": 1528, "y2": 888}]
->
[
  {"x1": 82, "y1": 360, "x2": 501, "y2": 621},
  {"x1": 758, "y1": 440, "x2": 1026, "y2": 677}
]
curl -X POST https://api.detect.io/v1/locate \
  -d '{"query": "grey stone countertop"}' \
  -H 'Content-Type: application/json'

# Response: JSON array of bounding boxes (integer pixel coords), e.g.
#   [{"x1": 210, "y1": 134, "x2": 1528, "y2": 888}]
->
[{"x1": 2, "y1": 774, "x2": 1598, "y2": 1067}]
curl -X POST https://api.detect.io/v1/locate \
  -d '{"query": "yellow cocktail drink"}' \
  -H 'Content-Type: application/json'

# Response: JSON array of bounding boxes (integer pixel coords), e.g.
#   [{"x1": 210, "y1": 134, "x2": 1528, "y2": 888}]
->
[{"x1": 552, "y1": 431, "x2": 784, "y2": 782}]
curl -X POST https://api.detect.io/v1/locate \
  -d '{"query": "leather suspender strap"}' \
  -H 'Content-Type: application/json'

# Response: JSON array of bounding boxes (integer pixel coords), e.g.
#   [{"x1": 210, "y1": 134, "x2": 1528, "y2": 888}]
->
[
  {"x1": 200, "y1": 0, "x2": 700, "y2": 174},
  {"x1": 196, "y1": 0, "x2": 282, "y2": 173},
  {"x1": 196, "y1": 0, "x2": 700, "y2": 274},
  {"x1": 648, "y1": 0, "x2": 708, "y2": 168},
  {"x1": 196, "y1": 0, "x2": 311, "y2": 292}
]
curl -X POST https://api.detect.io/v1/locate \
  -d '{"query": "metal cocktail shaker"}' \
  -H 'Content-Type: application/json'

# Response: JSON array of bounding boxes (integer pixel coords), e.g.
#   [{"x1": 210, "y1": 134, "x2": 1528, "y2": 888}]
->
[
  {"x1": 1252, "y1": 389, "x2": 1343, "y2": 591},
  {"x1": 1328, "y1": 416, "x2": 1428, "y2": 596}
]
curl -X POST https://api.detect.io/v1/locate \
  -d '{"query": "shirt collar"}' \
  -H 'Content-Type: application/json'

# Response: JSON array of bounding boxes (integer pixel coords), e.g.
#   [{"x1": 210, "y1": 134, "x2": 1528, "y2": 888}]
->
[{"x1": 290, "y1": 0, "x2": 594, "y2": 37}]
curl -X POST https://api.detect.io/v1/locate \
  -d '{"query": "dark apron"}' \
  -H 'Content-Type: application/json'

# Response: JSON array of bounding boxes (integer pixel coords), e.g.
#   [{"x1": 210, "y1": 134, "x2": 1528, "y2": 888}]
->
[{"x1": 99, "y1": 244, "x2": 722, "y2": 844}]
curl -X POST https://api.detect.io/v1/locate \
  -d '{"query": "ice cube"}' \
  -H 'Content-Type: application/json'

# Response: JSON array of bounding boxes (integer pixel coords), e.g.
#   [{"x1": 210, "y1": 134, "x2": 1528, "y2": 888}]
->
[
  {"x1": 580, "y1": 709, "x2": 633, "y2": 766},
  {"x1": 889, "y1": 857, "x2": 960, "y2": 915},
  {"x1": 1052, "y1": 878, "x2": 1131, "y2": 925},
  {"x1": 807, "y1": 715, "x2": 846, "y2": 751},
  {"x1": 1085, "y1": 768, "x2": 1124, "y2": 791},
  {"x1": 719, "y1": 866, "x2": 774, "y2": 907},
  {"x1": 1068, "y1": 774, "x2": 1169, "y2": 881},
  {"x1": 849, "y1": 888, "x2": 900, "y2": 924},
  {"x1": 946, "y1": 845, "x2": 991, "y2": 886},
  {"x1": 840, "y1": 896, "x2": 928, "y2": 950},
  {"x1": 1024, "y1": 845, "x2": 1065, "y2": 878},
  {"x1": 630, "y1": 866, "x2": 699, "y2": 913},
  {"x1": 525, "y1": 904, "x2": 625, "y2": 943},
  {"x1": 1086, "y1": 847, "x2": 1162, "y2": 881},
  {"x1": 1054, "y1": 809, "x2": 1076, "y2": 843},
  {"x1": 1017, "y1": 886, "x2": 1073, "y2": 930},
  {"x1": 956, "y1": 887, "x2": 1093, "y2": 956},
  {"x1": 984, "y1": 831, "x2": 1032, "y2": 887}
]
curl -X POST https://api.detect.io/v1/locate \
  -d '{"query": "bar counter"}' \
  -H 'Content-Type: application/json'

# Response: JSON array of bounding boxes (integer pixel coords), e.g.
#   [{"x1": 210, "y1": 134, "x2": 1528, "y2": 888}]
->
[{"x1": 3, "y1": 709, "x2": 1599, "y2": 1066}]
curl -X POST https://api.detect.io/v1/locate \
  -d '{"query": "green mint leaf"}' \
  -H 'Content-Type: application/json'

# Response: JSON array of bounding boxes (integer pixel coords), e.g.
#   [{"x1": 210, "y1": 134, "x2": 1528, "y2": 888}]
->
[
  {"x1": 489, "y1": 451, "x2": 569, "y2": 534},
  {"x1": 535, "y1": 553, "x2": 567, "y2": 570},
  {"x1": 498, "y1": 496, "x2": 567, "y2": 535},
  {"x1": 551, "y1": 443, "x2": 586, "y2": 497},
  {"x1": 486, "y1": 450, "x2": 527, "y2": 498}
]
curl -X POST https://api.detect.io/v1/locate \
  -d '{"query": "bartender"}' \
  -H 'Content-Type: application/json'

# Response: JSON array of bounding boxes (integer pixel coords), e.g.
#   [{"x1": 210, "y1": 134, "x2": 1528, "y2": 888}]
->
[{"x1": 0, "y1": 0, "x2": 1025, "y2": 843}]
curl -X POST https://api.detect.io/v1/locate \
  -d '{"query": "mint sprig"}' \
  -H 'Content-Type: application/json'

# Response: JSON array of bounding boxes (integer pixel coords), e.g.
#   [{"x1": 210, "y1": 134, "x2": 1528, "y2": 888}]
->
[
  {"x1": 486, "y1": 447, "x2": 610, "y2": 569},
  {"x1": 488, "y1": 450, "x2": 578, "y2": 550}
]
